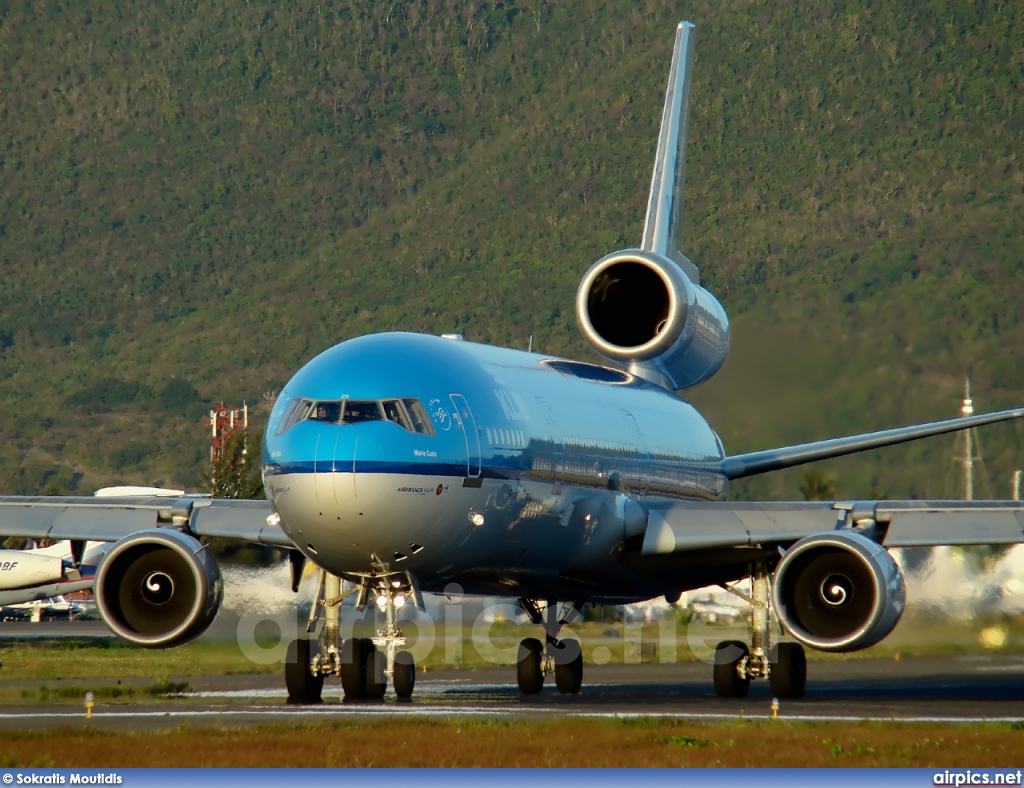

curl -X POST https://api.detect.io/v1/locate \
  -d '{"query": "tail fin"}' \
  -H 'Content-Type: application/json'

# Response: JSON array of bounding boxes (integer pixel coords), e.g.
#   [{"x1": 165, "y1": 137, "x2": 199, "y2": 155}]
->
[{"x1": 640, "y1": 21, "x2": 700, "y2": 284}]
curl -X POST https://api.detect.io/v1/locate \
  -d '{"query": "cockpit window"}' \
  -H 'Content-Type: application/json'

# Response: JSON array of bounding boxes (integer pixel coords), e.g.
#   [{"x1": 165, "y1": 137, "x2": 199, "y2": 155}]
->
[
  {"x1": 275, "y1": 396, "x2": 436, "y2": 436},
  {"x1": 403, "y1": 399, "x2": 434, "y2": 435},
  {"x1": 309, "y1": 401, "x2": 341, "y2": 423},
  {"x1": 343, "y1": 400, "x2": 384, "y2": 424},
  {"x1": 382, "y1": 400, "x2": 411, "y2": 430},
  {"x1": 275, "y1": 398, "x2": 314, "y2": 435}
]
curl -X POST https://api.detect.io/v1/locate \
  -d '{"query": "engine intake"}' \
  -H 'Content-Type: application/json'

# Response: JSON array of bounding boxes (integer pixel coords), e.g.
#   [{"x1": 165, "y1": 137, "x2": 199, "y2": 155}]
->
[
  {"x1": 773, "y1": 531, "x2": 905, "y2": 652},
  {"x1": 576, "y1": 249, "x2": 730, "y2": 389},
  {"x1": 96, "y1": 530, "x2": 222, "y2": 648}
]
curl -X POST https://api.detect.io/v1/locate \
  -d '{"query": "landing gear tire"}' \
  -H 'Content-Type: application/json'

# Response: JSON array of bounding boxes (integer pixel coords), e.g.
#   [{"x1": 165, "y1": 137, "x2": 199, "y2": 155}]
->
[
  {"x1": 341, "y1": 637, "x2": 369, "y2": 702},
  {"x1": 713, "y1": 640, "x2": 750, "y2": 698},
  {"x1": 517, "y1": 637, "x2": 544, "y2": 695},
  {"x1": 285, "y1": 638, "x2": 324, "y2": 705},
  {"x1": 365, "y1": 641, "x2": 387, "y2": 701},
  {"x1": 554, "y1": 640, "x2": 583, "y2": 695},
  {"x1": 393, "y1": 651, "x2": 416, "y2": 700},
  {"x1": 769, "y1": 642, "x2": 807, "y2": 699}
]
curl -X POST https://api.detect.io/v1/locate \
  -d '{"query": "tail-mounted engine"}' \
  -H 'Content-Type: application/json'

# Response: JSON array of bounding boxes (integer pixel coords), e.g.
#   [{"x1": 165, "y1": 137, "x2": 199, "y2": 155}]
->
[
  {"x1": 575, "y1": 249, "x2": 730, "y2": 390},
  {"x1": 95, "y1": 529, "x2": 222, "y2": 648},
  {"x1": 773, "y1": 531, "x2": 905, "y2": 652}
]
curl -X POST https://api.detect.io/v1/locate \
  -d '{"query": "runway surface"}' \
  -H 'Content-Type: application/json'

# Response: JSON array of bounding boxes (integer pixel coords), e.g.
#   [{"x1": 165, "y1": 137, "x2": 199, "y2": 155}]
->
[{"x1": 2, "y1": 654, "x2": 1024, "y2": 730}]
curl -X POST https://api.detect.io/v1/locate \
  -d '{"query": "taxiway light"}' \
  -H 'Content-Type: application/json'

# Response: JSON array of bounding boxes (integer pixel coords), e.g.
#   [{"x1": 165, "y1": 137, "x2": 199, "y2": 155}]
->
[
  {"x1": 394, "y1": 594, "x2": 406, "y2": 608},
  {"x1": 469, "y1": 512, "x2": 485, "y2": 527},
  {"x1": 84, "y1": 691, "x2": 95, "y2": 719}
]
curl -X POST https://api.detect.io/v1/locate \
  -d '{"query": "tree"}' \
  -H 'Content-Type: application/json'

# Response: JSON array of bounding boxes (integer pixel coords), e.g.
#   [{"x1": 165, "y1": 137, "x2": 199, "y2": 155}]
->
[
  {"x1": 158, "y1": 378, "x2": 201, "y2": 413},
  {"x1": 201, "y1": 428, "x2": 265, "y2": 499}
]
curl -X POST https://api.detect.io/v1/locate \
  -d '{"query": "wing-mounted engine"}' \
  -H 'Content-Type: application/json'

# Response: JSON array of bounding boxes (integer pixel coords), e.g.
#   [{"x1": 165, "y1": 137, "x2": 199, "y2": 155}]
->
[
  {"x1": 95, "y1": 529, "x2": 222, "y2": 648},
  {"x1": 773, "y1": 531, "x2": 905, "y2": 652},
  {"x1": 576, "y1": 249, "x2": 730, "y2": 390}
]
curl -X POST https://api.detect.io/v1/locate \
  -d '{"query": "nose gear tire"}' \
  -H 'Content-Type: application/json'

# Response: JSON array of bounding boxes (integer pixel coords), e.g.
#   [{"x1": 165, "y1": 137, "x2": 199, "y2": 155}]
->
[
  {"x1": 365, "y1": 640, "x2": 387, "y2": 700},
  {"x1": 394, "y1": 651, "x2": 416, "y2": 699}
]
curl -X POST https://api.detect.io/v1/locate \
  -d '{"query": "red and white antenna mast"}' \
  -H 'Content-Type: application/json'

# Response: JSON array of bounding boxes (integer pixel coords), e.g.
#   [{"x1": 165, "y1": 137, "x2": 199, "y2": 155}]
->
[{"x1": 207, "y1": 402, "x2": 249, "y2": 464}]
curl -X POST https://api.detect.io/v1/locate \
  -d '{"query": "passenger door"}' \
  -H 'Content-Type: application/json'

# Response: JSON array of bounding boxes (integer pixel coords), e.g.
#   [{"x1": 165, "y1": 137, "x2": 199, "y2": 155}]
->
[{"x1": 449, "y1": 394, "x2": 481, "y2": 478}]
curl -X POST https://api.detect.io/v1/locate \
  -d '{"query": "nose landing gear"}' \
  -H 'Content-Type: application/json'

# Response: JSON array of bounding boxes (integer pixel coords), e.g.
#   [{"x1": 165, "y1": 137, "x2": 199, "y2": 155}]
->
[
  {"x1": 712, "y1": 560, "x2": 807, "y2": 699},
  {"x1": 285, "y1": 569, "x2": 420, "y2": 704},
  {"x1": 516, "y1": 599, "x2": 583, "y2": 695}
]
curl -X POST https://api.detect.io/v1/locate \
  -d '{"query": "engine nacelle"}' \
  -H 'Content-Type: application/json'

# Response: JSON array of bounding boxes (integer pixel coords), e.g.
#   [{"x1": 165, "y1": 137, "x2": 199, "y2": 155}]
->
[
  {"x1": 773, "y1": 531, "x2": 905, "y2": 652},
  {"x1": 575, "y1": 249, "x2": 730, "y2": 390},
  {"x1": 95, "y1": 530, "x2": 222, "y2": 648}
]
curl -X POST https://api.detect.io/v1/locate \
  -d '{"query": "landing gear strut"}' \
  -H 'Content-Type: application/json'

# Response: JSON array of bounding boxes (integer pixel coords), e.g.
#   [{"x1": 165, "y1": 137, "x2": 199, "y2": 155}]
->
[
  {"x1": 712, "y1": 560, "x2": 806, "y2": 699},
  {"x1": 285, "y1": 569, "x2": 420, "y2": 704},
  {"x1": 516, "y1": 599, "x2": 583, "y2": 695}
]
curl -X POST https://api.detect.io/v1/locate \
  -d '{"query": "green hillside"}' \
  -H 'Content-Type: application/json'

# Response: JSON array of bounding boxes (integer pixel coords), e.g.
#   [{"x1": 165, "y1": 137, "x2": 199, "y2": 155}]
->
[{"x1": 0, "y1": 0, "x2": 1021, "y2": 499}]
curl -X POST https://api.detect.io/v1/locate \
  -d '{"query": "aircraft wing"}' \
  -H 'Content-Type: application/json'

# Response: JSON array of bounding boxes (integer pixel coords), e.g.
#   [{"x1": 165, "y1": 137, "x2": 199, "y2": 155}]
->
[
  {"x1": 0, "y1": 495, "x2": 291, "y2": 547},
  {"x1": 719, "y1": 406, "x2": 1024, "y2": 480},
  {"x1": 640, "y1": 499, "x2": 1024, "y2": 556}
]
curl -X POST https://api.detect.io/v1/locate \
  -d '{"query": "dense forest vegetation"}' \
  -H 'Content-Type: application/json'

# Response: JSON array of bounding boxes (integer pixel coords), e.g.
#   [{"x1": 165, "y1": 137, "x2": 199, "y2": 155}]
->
[{"x1": 0, "y1": 0, "x2": 1021, "y2": 499}]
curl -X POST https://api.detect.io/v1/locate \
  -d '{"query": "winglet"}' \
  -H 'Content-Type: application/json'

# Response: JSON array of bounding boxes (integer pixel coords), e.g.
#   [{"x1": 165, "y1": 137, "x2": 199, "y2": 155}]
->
[{"x1": 640, "y1": 21, "x2": 700, "y2": 284}]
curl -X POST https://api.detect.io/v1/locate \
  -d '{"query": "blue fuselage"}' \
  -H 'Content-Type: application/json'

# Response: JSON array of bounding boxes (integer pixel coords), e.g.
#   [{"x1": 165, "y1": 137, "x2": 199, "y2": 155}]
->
[{"x1": 263, "y1": 332, "x2": 729, "y2": 603}]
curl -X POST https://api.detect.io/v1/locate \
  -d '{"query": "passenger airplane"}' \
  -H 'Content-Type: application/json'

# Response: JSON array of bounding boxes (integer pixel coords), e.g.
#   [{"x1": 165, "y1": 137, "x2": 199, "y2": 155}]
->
[
  {"x1": 1, "y1": 22, "x2": 1023, "y2": 703},
  {"x1": 0, "y1": 540, "x2": 101, "y2": 610}
]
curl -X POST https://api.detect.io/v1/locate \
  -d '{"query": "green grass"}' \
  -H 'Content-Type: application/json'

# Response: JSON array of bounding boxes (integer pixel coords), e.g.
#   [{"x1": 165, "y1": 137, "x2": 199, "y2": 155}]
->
[
  {"x1": 0, "y1": 639, "x2": 276, "y2": 682},
  {"x1": 1, "y1": 614, "x2": 1020, "y2": 688},
  {"x1": 3, "y1": 718, "x2": 1024, "y2": 767}
]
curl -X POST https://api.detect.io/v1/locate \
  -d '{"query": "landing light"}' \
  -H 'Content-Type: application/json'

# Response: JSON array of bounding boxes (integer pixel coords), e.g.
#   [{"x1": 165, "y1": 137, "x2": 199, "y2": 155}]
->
[
  {"x1": 469, "y1": 512, "x2": 485, "y2": 527},
  {"x1": 266, "y1": 512, "x2": 281, "y2": 527},
  {"x1": 394, "y1": 594, "x2": 406, "y2": 608},
  {"x1": 376, "y1": 595, "x2": 388, "y2": 610}
]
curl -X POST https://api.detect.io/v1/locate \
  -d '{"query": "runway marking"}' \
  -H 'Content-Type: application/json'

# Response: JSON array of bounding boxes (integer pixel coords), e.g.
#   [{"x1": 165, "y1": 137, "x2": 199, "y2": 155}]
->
[
  {"x1": 0, "y1": 707, "x2": 1021, "y2": 725},
  {"x1": 184, "y1": 682, "x2": 610, "y2": 699}
]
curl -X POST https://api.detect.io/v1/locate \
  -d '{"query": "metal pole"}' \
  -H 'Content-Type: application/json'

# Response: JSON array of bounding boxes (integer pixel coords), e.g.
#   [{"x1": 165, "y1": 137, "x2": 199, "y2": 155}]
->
[{"x1": 961, "y1": 379, "x2": 974, "y2": 501}]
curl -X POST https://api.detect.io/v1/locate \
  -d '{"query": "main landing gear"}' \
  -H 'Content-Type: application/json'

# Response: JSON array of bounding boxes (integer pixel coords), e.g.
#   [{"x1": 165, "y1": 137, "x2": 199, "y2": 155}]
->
[
  {"x1": 285, "y1": 569, "x2": 419, "y2": 704},
  {"x1": 515, "y1": 599, "x2": 584, "y2": 695},
  {"x1": 712, "y1": 560, "x2": 806, "y2": 700}
]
